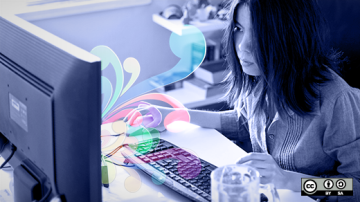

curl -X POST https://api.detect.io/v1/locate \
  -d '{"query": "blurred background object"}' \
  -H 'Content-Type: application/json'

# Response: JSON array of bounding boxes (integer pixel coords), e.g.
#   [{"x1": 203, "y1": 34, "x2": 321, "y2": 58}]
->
[
  {"x1": 160, "y1": 4, "x2": 183, "y2": 19},
  {"x1": 181, "y1": 0, "x2": 217, "y2": 24}
]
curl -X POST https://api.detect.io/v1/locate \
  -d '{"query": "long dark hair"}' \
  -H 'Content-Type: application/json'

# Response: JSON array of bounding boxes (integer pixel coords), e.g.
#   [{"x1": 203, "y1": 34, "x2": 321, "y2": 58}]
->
[{"x1": 222, "y1": 0, "x2": 343, "y2": 117}]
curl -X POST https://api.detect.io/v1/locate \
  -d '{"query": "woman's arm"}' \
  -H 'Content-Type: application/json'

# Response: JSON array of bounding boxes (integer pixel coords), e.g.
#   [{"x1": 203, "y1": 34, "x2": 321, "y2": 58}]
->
[
  {"x1": 187, "y1": 109, "x2": 223, "y2": 130},
  {"x1": 156, "y1": 106, "x2": 240, "y2": 132},
  {"x1": 154, "y1": 106, "x2": 247, "y2": 142}
]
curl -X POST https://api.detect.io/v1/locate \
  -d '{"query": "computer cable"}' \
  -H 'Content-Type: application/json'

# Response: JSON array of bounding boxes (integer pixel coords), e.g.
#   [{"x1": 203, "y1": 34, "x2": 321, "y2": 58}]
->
[
  {"x1": 105, "y1": 160, "x2": 134, "y2": 167},
  {"x1": 103, "y1": 146, "x2": 135, "y2": 168},
  {"x1": 101, "y1": 132, "x2": 125, "y2": 138},
  {"x1": 104, "y1": 145, "x2": 123, "y2": 158},
  {"x1": 0, "y1": 156, "x2": 11, "y2": 169},
  {"x1": 0, "y1": 143, "x2": 16, "y2": 170}
]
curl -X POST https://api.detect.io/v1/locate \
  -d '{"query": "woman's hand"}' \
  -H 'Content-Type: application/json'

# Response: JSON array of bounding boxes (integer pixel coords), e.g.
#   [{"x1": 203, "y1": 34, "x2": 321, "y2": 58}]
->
[
  {"x1": 125, "y1": 104, "x2": 174, "y2": 132},
  {"x1": 236, "y1": 152, "x2": 288, "y2": 189}
]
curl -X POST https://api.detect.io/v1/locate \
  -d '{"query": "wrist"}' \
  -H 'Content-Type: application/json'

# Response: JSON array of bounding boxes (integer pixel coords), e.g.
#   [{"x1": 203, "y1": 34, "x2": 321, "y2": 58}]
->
[
  {"x1": 277, "y1": 170, "x2": 292, "y2": 190},
  {"x1": 279, "y1": 170, "x2": 299, "y2": 191}
]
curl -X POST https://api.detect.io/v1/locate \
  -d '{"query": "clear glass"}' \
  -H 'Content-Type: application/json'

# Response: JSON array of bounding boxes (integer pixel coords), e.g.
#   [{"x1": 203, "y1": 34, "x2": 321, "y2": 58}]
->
[{"x1": 211, "y1": 164, "x2": 280, "y2": 202}]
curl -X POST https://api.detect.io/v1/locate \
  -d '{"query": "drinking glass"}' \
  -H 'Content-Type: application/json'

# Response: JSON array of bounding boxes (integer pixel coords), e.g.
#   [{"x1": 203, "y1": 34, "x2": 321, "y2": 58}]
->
[{"x1": 211, "y1": 164, "x2": 280, "y2": 202}]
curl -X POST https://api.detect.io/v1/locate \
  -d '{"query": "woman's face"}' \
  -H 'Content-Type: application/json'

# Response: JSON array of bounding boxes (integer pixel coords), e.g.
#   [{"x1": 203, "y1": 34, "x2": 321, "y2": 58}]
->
[{"x1": 233, "y1": 5, "x2": 260, "y2": 76}]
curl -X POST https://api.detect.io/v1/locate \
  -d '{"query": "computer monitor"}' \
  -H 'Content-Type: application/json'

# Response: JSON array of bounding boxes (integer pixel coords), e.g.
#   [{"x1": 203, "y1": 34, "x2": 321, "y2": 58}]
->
[{"x1": 0, "y1": 13, "x2": 102, "y2": 202}]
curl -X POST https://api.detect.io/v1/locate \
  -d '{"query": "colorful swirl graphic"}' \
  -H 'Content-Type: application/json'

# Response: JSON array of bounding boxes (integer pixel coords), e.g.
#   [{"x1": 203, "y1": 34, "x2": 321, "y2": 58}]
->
[{"x1": 94, "y1": 25, "x2": 207, "y2": 191}]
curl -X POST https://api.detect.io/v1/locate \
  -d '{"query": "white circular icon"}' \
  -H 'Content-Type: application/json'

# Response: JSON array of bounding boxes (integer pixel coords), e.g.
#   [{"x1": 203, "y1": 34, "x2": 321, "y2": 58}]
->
[
  {"x1": 336, "y1": 179, "x2": 346, "y2": 189},
  {"x1": 304, "y1": 180, "x2": 317, "y2": 193},
  {"x1": 324, "y1": 179, "x2": 334, "y2": 189}
]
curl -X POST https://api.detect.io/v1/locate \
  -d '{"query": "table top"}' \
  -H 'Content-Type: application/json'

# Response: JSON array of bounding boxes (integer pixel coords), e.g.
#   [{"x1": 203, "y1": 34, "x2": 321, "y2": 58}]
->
[
  {"x1": 0, "y1": 122, "x2": 315, "y2": 202},
  {"x1": 101, "y1": 122, "x2": 315, "y2": 202}
]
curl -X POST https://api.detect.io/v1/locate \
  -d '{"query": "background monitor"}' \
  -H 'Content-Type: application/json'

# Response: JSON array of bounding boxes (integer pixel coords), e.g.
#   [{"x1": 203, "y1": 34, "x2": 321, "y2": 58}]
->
[{"x1": 0, "y1": 13, "x2": 102, "y2": 202}]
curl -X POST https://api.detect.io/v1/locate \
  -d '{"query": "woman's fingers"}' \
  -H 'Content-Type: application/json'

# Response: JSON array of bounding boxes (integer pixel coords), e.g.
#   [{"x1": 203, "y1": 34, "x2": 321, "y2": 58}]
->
[
  {"x1": 139, "y1": 115, "x2": 154, "y2": 127},
  {"x1": 236, "y1": 152, "x2": 269, "y2": 164},
  {"x1": 240, "y1": 160, "x2": 268, "y2": 169},
  {"x1": 126, "y1": 109, "x2": 142, "y2": 125},
  {"x1": 126, "y1": 105, "x2": 163, "y2": 128},
  {"x1": 146, "y1": 106, "x2": 162, "y2": 127}
]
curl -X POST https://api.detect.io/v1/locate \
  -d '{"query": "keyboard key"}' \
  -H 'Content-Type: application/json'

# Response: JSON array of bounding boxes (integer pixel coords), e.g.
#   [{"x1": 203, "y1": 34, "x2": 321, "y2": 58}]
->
[
  {"x1": 157, "y1": 160, "x2": 167, "y2": 166},
  {"x1": 201, "y1": 193, "x2": 208, "y2": 198},
  {"x1": 169, "y1": 174, "x2": 176, "y2": 178},
  {"x1": 189, "y1": 179, "x2": 197, "y2": 184},
  {"x1": 190, "y1": 186, "x2": 198, "y2": 192},
  {"x1": 149, "y1": 162, "x2": 156, "y2": 166},
  {"x1": 161, "y1": 143, "x2": 171, "y2": 148},
  {"x1": 164, "y1": 170, "x2": 170, "y2": 175},
  {"x1": 206, "y1": 196, "x2": 211, "y2": 201},
  {"x1": 183, "y1": 183, "x2": 191, "y2": 188},
  {"x1": 206, "y1": 165, "x2": 217, "y2": 171},
  {"x1": 150, "y1": 157, "x2": 158, "y2": 161},
  {"x1": 165, "y1": 159, "x2": 173, "y2": 163},
  {"x1": 174, "y1": 177, "x2": 181, "y2": 181},
  {"x1": 195, "y1": 190, "x2": 202, "y2": 195},
  {"x1": 198, "y1": 186, "x2": 206, "y2": 190},
  {"x1": 185, "y1": 165, "x2": 192, "y2": 169},
  {"x1": 194, "y1": 182, "x2": 202, "y2": 187},
  {"x1": 177, "y1": 155, "x2": 190, "y2": 162},
  {"x1": 165, "y1": 165, "x2": 173, "y2": 169}
]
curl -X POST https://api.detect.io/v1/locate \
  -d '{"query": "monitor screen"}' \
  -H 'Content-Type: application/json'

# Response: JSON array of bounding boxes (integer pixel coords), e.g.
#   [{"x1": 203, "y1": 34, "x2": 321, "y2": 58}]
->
[{"x1": 0, "y1": 13, "x2": 102, "y2": 202}]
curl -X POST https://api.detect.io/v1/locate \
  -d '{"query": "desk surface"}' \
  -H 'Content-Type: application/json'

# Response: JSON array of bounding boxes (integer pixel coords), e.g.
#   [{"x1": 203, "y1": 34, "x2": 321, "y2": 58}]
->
[
  {"x1": 0, "y1": 123, "x2": 315, "y2": 202},
  {"x1": 101, "y1": 122, "x2": 314, "y2": 202}
]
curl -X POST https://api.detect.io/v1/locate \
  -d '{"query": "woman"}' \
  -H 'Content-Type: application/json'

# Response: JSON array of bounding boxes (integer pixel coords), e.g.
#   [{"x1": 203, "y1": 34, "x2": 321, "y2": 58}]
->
[{"x1": 130, "y1": 0, "x2": 360, "y2": 201}]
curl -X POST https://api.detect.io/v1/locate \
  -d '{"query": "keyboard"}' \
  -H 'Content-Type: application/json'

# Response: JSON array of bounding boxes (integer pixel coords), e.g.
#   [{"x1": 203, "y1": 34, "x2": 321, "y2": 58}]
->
[
  {"x1": 121, "y1": 138, "x2": 215, "y2": 202},
  {"x1": 121, "y1": 138, "x2": 269, "y2": 202}
]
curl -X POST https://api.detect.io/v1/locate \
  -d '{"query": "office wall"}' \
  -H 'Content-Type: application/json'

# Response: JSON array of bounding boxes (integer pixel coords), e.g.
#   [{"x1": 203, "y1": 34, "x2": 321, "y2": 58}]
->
[{"x1": 30, "y1": 0, "x2": 224, "y2": 89}]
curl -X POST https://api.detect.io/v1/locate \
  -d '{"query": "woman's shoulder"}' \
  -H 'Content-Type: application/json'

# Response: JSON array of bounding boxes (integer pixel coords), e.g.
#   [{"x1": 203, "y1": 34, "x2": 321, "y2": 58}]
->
[{"x1": 319, "y1": 69, "x2": 360, "y2": 109}]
